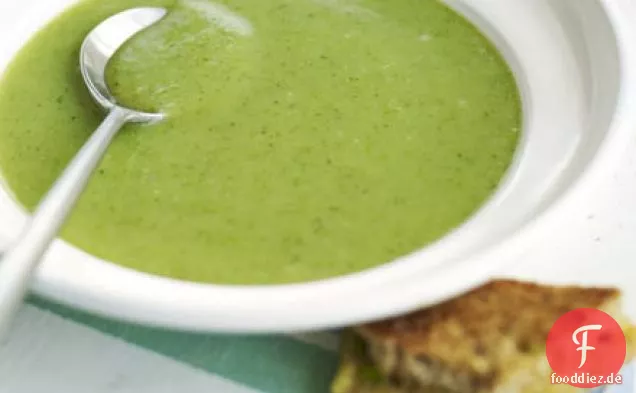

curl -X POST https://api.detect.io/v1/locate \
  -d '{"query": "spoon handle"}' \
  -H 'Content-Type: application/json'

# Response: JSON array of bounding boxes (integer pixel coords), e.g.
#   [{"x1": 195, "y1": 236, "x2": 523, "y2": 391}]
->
[{"x1": 0, "y1": 107, "x2": 129, "y2": 339}]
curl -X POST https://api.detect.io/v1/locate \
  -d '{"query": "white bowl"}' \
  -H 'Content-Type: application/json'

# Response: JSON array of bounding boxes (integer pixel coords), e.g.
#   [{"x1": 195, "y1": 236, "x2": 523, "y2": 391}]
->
[{"x1": 0, "y1": 0, "x2": 635, "y2": 333}]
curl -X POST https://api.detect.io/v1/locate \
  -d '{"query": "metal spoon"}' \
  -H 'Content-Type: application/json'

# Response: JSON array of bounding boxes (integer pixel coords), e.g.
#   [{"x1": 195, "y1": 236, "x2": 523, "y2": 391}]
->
[{"x1": 0, "y1": 7, "x2": 167, "y2": 339}]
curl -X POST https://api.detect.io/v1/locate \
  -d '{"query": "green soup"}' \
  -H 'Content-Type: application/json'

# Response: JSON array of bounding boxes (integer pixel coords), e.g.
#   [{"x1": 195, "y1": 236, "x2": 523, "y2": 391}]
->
[{"x1": 0, "y1": 0, "x2": 521, "y2": 284}]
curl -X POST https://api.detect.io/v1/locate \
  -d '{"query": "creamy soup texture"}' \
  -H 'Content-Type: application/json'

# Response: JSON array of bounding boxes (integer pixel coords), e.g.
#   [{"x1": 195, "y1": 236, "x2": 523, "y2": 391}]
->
[{"x1": 0, "y1": 0, "x2": 521, "y2": 284}]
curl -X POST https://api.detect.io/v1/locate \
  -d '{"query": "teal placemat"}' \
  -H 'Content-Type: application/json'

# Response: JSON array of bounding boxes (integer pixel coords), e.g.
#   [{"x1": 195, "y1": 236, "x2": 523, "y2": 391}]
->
[{"x1": 28, "y1": 296, "x2": 339, "y2": 393}]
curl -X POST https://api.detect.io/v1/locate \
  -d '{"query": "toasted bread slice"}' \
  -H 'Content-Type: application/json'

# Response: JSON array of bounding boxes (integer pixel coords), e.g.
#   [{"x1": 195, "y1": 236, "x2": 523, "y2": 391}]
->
[{"x1": 332, "y1": 280, "x2": 636, "y2": 393}]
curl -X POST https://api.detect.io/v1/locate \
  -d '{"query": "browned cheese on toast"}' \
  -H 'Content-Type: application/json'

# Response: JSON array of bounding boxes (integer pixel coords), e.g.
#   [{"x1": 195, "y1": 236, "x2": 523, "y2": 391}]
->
[{"x1": 333, "y1": 280, "x2": 635, "y2": 393}]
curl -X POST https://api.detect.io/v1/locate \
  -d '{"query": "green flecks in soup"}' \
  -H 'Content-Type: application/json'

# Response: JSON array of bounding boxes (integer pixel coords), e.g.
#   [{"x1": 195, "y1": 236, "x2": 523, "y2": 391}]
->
[{"x1": 0, "y1": 0, "x2": 521, "y2": 284}]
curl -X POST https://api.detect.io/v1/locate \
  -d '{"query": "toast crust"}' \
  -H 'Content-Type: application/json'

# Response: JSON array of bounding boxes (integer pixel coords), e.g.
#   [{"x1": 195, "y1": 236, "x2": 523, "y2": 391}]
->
[{"x1": 354, "y1": 280, "x2": 625, "y2": 392}]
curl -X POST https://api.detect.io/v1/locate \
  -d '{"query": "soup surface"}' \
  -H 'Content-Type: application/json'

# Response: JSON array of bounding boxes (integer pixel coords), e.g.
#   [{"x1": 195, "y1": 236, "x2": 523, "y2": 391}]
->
[{"x1": 0, "y1": 0, "x2": 520, "y2": 284}]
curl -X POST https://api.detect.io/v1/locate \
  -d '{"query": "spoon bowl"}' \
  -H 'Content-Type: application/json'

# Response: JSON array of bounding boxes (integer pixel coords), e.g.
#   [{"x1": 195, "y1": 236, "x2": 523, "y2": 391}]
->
[
  {"x1": 0, "y1": 7, "x2": 167, "y2": 339},
  {"x1": 80, "y1": 7, "x2": 166, "y2": 123}
]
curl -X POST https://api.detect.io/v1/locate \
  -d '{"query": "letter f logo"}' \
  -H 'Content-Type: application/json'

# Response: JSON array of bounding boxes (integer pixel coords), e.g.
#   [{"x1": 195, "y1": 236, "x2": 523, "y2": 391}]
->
[{"x1": 572, "y1": 324, "x2": 603, "y2": 368}]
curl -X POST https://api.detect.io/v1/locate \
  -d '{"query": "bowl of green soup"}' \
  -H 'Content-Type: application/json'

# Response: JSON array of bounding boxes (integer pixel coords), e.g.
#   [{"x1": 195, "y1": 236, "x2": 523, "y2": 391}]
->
[{"x1": 0, "y1": 0, "x2": 634, "y2": 332}]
